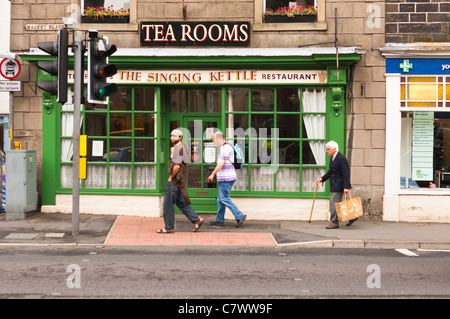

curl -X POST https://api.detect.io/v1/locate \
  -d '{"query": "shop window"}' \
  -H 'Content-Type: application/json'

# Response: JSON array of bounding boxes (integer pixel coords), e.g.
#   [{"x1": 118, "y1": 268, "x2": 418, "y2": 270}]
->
[
  {"x1": 264, "y1": 0, "x2": 318, "y2": 23},
  {"x1": 226, "y1": 87, "x2": 326, "y2": 193},
  {"x1": 400, "y1": 76, "x2": 450, "y2": 108},
  {"x1": 81, "y1": 0, "x2": 130, "y2": 24},
  {"x1": 401, "y1": 111, "x2": 450, "y2": 189},
  {"x1": 60, "y1": 86, "x2": 157, "y2": 191}
]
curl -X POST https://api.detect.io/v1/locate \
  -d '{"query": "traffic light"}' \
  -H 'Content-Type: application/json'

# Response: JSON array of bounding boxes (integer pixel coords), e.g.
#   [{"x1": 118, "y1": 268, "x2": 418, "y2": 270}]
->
[
  {"x1": 87, "y1": 35, "x2": 117, "y2": 104},
  {"x1": 37, "y1": 28, "x2": 68, "y2": 104}
]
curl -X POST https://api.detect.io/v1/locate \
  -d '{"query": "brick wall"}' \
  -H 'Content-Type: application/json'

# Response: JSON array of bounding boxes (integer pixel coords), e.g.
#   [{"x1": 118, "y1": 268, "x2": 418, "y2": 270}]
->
[{"x1": 386, "y1": 0, "x2": 450, "y2": 43}]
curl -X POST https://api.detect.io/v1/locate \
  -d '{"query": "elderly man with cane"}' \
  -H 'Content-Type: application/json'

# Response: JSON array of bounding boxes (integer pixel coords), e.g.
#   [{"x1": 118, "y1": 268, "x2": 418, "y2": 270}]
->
[{"x1": 316, "y1": 141, "x2": 357, "y2": 229}]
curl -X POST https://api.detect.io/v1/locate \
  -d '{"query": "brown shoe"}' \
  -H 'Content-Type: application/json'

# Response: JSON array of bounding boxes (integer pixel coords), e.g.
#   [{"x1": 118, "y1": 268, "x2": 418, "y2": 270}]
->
[
  {"x1": 325, "y1": 225, "x2": 339, "y2": 229},
  {"x1": 346, "y1": 218, "x2": 358, "y2": 227},
  {"x1": 193, "y1": 217, "x2": 204, "y2": 232}
]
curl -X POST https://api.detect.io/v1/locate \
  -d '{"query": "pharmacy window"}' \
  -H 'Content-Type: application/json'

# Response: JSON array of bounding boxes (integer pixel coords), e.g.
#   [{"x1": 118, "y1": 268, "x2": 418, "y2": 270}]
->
[
  {"x1": 401, "y1": 111, "x2": 450, "y2": 189},
  {"x1": 264, "y1": 0, "x2": 318, "y2": 23},
  {"x1": 81, "y1": 0, "x2": 130, "y2": 23}
]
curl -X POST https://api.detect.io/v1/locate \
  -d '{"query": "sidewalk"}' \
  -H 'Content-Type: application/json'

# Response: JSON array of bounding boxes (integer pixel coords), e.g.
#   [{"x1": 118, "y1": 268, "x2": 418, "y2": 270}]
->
[{"x1": 0, "y1": 212, "x2": 449, "y2": 249}]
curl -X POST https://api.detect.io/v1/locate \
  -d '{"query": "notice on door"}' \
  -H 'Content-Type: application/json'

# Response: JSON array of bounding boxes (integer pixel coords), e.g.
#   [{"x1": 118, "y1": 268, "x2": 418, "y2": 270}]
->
[{"x1": 412, "y1": 112, "x2": 433, "y2": 181}]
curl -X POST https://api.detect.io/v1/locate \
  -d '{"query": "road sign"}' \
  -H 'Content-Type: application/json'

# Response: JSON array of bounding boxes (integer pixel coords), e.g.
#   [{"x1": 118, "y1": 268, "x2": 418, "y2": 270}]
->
[
  {"x1": 0, "y1": 58, "x2": 21, "y2": 80},
  {"x1": 0, "y1": 81, "x2": 21, "y2": 92}
]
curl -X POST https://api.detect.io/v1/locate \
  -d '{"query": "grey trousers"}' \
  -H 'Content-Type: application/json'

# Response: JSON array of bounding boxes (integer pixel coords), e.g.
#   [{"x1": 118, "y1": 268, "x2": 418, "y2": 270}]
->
[{"x1": 329, "y1": 192, "x2": 343, "y2": 226}]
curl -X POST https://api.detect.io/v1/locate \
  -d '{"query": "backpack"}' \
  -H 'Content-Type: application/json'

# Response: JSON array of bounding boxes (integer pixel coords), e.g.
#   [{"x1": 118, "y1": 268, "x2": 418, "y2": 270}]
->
[{"x1": 225, "y1": 142, "x2": 244, "y2": 170}]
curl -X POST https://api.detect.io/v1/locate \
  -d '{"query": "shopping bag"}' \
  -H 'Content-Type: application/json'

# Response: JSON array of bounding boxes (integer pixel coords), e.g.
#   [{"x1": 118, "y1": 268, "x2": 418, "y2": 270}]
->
[{"x1": 335, "y1": 193, "x2": 364, "y2": 222}]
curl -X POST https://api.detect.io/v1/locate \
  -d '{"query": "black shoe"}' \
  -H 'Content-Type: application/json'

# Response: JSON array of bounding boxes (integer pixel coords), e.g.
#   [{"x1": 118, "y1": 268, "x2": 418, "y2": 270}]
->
[
  {"x1": 236, "y1": 215, "x2": 247, "y2": 228},
  {"x1": 209, "y1": 220, "x2": 224, "y2": 226},
  {"x1": 346, "y1": 218, "x2": 358, "y2": 227}
]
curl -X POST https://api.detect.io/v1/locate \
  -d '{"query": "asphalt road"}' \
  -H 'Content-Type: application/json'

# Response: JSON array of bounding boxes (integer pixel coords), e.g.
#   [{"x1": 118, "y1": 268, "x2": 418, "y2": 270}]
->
[{"x1": 0, "y1": 245, "x2": 448, "y2": 300}]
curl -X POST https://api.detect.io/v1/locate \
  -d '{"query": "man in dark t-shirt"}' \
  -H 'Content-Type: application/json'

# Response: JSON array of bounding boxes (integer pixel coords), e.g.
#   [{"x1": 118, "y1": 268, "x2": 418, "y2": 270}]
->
[{"x1": 158, "y1": 129, "x2": 204, "y2": 233}]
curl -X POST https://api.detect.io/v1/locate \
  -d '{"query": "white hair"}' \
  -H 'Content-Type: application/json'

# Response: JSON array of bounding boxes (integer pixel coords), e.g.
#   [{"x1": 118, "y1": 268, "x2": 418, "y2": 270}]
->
[{"x1": 326, "y1": 141, "x2": 339, "y2": 153}]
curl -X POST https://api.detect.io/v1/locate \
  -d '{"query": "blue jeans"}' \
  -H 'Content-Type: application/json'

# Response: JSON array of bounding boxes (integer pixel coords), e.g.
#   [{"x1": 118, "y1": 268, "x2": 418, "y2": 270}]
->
[
  {"x1": 215, "y1": 181, "x2": 245, "y2": 223},
  {"x1": 163, "y1": 181, "x2": 199, "y2": 230}
]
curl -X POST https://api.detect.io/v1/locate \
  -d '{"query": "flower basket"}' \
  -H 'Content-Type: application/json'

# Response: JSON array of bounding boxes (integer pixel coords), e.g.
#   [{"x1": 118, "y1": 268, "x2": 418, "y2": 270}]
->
[
  {"x1": 82, "y1": 6, "x2": 130, "y2": 24},
  {"x1": 264, "y1": 14, "x2": 317, "y2": 23},
  {"x1": 264, "y1": 4, "x2": 317, "y2": 23}
]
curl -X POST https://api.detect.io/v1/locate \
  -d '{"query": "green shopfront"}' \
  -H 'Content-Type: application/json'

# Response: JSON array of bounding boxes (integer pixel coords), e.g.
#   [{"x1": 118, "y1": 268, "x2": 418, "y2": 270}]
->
[{"x1": 24, "y1": 48, "x2": 362, "y2": 220}]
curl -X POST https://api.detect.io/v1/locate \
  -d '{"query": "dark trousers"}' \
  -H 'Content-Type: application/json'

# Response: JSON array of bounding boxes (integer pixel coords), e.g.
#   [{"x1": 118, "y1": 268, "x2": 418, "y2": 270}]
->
[{"x1": 163, "y1": 181, "x2": 199, "y2": 230}]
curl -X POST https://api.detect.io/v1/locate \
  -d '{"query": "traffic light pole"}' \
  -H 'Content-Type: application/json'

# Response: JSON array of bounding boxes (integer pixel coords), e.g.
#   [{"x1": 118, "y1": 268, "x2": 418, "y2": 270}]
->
[{"x1": 72, "y1": 31, "x2": 83, "y2": 237}]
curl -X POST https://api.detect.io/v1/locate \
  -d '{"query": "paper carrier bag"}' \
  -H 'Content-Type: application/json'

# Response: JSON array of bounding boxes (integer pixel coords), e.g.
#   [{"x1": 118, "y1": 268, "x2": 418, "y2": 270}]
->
[{"x1": 335, "y1": 194, "x2": 364, "y2": 222}]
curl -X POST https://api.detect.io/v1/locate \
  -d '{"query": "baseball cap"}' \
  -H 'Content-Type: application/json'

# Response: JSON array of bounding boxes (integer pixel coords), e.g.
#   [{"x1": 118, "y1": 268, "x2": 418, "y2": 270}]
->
[{"x1": 170, "y1": 129, "x2": 183, "y2": 137}]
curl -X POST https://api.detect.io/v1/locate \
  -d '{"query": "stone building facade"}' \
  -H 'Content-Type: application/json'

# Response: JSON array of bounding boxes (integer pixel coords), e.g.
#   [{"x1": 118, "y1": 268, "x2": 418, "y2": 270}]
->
[{"x1": 10, "y1": 0, "x2": 387, "y2": 220}]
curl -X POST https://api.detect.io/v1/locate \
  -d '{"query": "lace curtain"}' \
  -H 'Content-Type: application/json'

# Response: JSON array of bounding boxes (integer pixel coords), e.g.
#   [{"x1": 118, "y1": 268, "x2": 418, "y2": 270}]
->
[{"x1": 302, "y1": 88, "x2": 326, "y2": 192}]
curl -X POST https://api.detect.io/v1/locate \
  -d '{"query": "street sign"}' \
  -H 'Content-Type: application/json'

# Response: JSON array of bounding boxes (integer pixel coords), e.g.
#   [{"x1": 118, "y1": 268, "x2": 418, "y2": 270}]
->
[
  {"x1": 0, "y1": 81, "x2": 21, "y2": 92},
  {"x1": 0, "y1": 58, "x2": 21, "y2": 80}
]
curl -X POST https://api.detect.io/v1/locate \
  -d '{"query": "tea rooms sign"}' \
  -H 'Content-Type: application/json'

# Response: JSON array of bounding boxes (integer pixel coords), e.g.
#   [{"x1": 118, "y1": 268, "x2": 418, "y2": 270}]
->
[{"x1": 140, "y1": 21, "x2": 250, "y2": 46}]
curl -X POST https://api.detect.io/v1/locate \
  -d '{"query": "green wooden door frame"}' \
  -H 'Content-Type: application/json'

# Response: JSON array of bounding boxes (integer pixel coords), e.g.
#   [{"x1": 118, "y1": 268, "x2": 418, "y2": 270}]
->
[{"x1": 163, "y1": 97, "x2": 222, "y2": 214}]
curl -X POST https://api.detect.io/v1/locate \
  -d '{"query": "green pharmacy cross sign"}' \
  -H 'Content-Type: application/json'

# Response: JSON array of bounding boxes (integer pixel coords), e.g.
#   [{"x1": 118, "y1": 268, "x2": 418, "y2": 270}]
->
[{"x1": 400, "y1": 60, "x2": 413, "y2": 73}]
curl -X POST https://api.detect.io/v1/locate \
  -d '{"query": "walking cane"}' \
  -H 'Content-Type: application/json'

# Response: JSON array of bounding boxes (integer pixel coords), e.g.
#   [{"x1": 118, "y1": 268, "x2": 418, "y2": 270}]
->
[{"x1": 309, "y1": 182, "x2": 321, "y2": 223}]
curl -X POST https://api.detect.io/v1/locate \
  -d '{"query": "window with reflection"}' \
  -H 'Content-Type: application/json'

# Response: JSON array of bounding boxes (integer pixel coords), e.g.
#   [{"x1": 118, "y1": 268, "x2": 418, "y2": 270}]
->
[
  {"x1": 225, "y1": 87, "x2": 326, "y2": 193},
  {"x1": 60, "y1": 86, "x2": 157, "y2": 190}
]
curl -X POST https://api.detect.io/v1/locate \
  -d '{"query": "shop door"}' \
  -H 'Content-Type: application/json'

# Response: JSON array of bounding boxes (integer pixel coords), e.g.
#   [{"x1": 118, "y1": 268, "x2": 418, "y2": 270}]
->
[{"x1": 168, "y1": 116, "x2": 221, "y2": 214}]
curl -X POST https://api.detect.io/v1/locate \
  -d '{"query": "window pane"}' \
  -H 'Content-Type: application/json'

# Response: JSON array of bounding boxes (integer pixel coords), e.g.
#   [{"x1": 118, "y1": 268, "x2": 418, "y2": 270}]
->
[
  {"x1": 226, "y1": 88, "x2": 249, "y2": 112},
  {"x1": 134, "y1": 165, "x2": 156, "y2": 189},
  {"x1": 251, "y1": 114, "x2": 273, "y2": 133},
  {"x1": 276, "y1": 167, "x2": 299, "y2": 192},
  {"x1": 302, "y1": 141, "x2": 325, "y2": 165},
  {"x1": 61, "y1": 139, "x2": 74, "y2": 162},
  {"x1": 278, "y1": 114, "x2": 300, "y2": 138},
  {"x1": 110, "y1": 113, "x2": 132, "y2": 135},
  {"x1": 266, "y1": 0, "x2": 315, "y2": 11},
  {"x1": 234, "y1": 167, "x2": 249, "y2": 191},
  {"x1": 110, "y1": 87, "x2": 132, "y2": 111},
  {"x1": 303, "y1": 114, "x2": 325, "y2": 139},
  {"x1": 134, "y1": 114, "x2": 156, "y2": 137},
  {"x1": 227, "y1": 114, "x2": 248, "y2": 133},
  {"x1": 170, "y1": 90, "x2": 186, "y2": 113},
  {"x1": 134, "y1": 87, "x2": 156, "y2": 111},
  {"x1": 135, "y1": 139, "x2": 155, "y2": 163},
  {"x1": 206, "y1": 90, "x2": 221, "y2": 113},
  {"x1": 109, "y1": 165, "x2": 131, "y2": 189},
  {"x1": 302, "y1": 168, "x2": 326, "y2": 192},
  {"x1": 85, "y1": 113, "x2": 107, "y2": 137},
  {"x1": 203, "y1": 166, "x2": 217, "y2": 189},
  {"x1": 188, "y1": 90, "x2": 205, "y2": 113},
  {"x1": 188, "y1": 165, "x2": 201, "y2": 188},
  {"x1": 251, "y1": 88, "x2": 274, "y2": 111},
  {"x1": 85, "y1": 165, "x2": 107, "y2": 188},
  {"x1": 87, "y1": 138, "x2": 107, "y2": 162},
  {"x1": 60, "y1": 164, "x2": 73, "y2": 188},
  {"x1": 251, "y1": 167, "x2": 274, "y2": 191},
  {"x1": 109, "y1": 139, "x2": 132, "y2": 161},
  {"x1": 280, "y1": 141, "x2": 299, "y2": 164},
  {"x1": 408, "y1": 84, "x2": 436, "y2": 100},
  {"x1": 277, "y1": 88, "x2": 300, "y2": 112}
]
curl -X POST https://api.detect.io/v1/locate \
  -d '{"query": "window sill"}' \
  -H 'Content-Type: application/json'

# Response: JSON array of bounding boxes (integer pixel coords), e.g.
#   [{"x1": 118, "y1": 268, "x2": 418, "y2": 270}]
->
[
  {"x1": 75, "y1": 22, "x2": 138, "y2": 32},
  {"x1": 253, "y1": 21, "x2": 327, "y2": 32},
  {"x1": 399, "y1": 188, "x2": 450, "y2": 195}
]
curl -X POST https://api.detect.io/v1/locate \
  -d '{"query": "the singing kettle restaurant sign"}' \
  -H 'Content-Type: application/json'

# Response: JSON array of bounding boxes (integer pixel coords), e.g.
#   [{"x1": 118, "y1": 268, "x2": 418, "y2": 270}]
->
[
  {"x1": 68, "y1": 70, "x2": 327, "y2": 85},
  {"x1": 140, "y1": 21, "x2": 250, "y2": 46}
]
